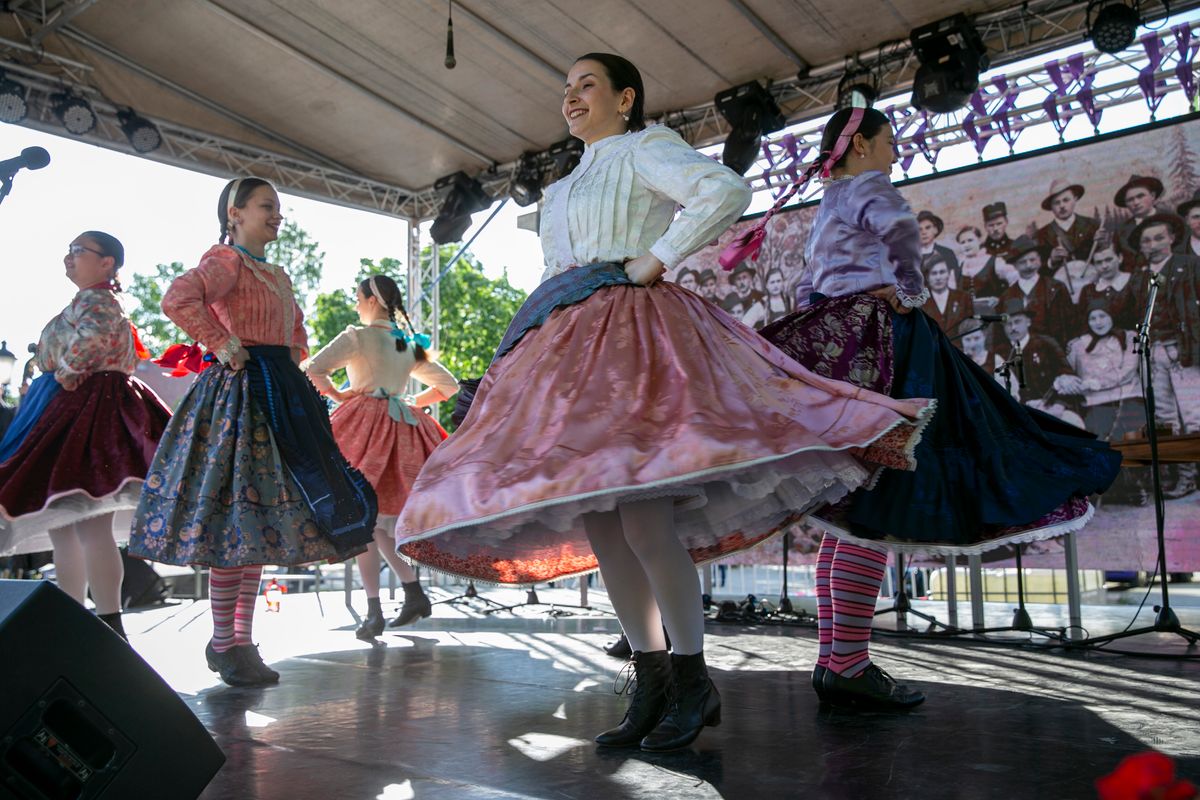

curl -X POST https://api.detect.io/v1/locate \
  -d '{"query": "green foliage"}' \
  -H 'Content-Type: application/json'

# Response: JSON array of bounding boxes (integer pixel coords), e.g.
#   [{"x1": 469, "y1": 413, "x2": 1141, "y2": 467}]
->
[
  {"x1": 266, "y1": 216, "x2": 325, "y2": 309},
  {"x1": 428, "y1": 245, "x2": 526, "y2": 429},
  {"x1": 127, "y1": 261, "x2": 187, "y2": 353}
]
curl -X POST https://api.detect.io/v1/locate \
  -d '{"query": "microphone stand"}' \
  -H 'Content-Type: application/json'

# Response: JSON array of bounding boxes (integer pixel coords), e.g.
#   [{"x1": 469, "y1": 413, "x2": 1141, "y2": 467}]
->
[
  {"x1": 0, "y1": 175, "x2": 13, "y2": 206},
  {"x1": 1069, "y1": 271, "x2": 1199, "y2": 650},
  {"x1": 945, "y1": 344, "x2": 1068, "y2": 642}
]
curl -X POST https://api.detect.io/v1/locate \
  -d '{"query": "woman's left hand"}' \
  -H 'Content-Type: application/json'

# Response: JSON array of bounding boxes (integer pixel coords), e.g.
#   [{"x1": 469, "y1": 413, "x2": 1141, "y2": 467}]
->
[{"x1": 624, "y1": 254, "x2": 666, "y2": 286}]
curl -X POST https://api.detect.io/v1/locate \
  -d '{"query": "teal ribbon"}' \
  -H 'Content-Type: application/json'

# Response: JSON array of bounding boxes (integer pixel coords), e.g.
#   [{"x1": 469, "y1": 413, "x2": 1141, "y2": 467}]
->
[
  {"x1": 386, "y1": 323, "x2": 432, "y2": 350},
  {"x1": 370, "y1": 387, "x2": 419, "y2": 426}
]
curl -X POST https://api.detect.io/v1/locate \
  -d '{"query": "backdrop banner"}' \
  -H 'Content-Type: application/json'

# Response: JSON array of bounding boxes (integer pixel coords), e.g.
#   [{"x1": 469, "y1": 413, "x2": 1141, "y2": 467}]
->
[{"x1": 675, "y1": 116, "x2": 1200, "y2": 571}]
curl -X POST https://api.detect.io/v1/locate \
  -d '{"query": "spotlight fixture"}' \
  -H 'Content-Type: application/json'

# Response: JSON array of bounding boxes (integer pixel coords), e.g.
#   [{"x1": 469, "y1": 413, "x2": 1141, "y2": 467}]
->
[
  {"x1": 117, "y1": 108, "x2": 163, "y2": 153},
  {"x1": 714, "y1": 81, "x2": 786, "y2": 175},
  {"x1": 836, "y1": 67, "x2": 879, "y2": 109},
  {"x1": 546, "y1": 136, "x2": 584, "y2": 181},
  {"x1": 50, "y1": 91, "x2": 96, "y2": 136},
  {"x1": 508, "y1": 152, "x2": 544, "y2": 207},
  {"x1": 430, "y1": 171, "x2": 491, "y2": 244},
  {"x1": 0, "y1": 72, "x2": 28, "y2": 124},
  {"x1": 910, "y1": 14, "x2": 990, "y2": 114},
  {"x1": 1087, "y1": 1, "x2": 1142, "y2": 54}
]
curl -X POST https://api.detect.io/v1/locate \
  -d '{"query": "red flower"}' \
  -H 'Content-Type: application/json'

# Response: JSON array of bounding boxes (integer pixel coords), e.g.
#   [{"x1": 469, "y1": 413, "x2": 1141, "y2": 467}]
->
[{"x1": 1096, "y1": 752, "x2": 1197, "y2": 800}]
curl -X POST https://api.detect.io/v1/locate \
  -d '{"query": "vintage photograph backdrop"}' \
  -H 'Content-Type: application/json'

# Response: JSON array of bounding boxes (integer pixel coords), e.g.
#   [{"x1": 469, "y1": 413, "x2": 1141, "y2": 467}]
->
[{"x1": 674, "y1": 116, "x2": 1200, "y2": 571}]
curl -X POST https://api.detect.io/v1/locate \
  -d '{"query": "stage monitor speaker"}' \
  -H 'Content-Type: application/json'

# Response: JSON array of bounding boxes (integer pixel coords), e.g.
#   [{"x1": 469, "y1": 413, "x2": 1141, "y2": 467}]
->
[{"x1": 0, "y1": 580, "x2": 224, "y2": 799}]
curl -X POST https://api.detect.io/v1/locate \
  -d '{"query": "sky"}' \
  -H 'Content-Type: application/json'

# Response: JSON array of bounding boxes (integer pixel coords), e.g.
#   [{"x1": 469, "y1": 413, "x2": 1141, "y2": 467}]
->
[{"x1": 2, "y1": 12, "x2": 1195, "y2": 364}]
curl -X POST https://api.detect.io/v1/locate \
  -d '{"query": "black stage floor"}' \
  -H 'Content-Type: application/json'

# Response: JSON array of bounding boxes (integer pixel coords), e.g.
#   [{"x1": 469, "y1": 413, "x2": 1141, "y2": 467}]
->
[{"x1": 127, "y1": 588, "x2": 1199, "y2": 800}]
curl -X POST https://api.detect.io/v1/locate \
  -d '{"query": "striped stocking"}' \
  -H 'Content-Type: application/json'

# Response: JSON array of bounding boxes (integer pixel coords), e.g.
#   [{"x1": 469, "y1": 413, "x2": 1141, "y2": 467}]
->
[
  {"x1": 828, "y1": 541, "x2": 888, "y2": 678},
  {"x1": 209, "y1": 567, "x2": 243, "y2": 653},
  {"x1": 815, "y1": 533, "x2": 839, "y2": 668},
  {"x1": 234, "y1": 565, "x2": 264, "y2": 646}
]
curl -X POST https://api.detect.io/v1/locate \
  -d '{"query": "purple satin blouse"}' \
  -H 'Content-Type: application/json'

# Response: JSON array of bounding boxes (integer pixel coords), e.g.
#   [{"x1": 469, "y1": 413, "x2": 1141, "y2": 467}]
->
[{"x1": 796, "y1": 170, "x2": 929, "y2": 309}]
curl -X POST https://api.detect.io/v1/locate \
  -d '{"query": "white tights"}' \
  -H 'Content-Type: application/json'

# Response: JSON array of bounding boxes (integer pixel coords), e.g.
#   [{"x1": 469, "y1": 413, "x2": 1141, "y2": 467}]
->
[
  {"x1": 583, "y1": 497, "x2": 704, "y2": 655},
  {"x1": 355, "y1": 526, "x2": 418, "y2": 598},
  {"x1": 47, "y1": 513, "x2": 124, "y2": 615}
]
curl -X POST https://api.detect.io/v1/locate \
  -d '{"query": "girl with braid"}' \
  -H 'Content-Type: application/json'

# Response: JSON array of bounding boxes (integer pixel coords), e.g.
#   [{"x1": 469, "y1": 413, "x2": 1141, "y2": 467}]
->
[
  {"x1": 306, "y1": 275, "x2": 458, "y2": 638},
  {"x1": 130, "y1": 177, "x2": 377, "y2": 686}
]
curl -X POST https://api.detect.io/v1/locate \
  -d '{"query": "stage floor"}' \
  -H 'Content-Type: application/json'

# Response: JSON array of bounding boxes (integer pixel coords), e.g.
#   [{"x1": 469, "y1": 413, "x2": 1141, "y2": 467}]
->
[{"x1": 124, "y1": 586, "x2": 1200, "y2": 800}]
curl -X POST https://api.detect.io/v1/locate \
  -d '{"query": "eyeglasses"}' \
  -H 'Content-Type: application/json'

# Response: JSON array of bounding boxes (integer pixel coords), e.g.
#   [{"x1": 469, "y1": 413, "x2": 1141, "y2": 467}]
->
[{"x1": 67, "y1": 244, "x2": 105, "y2": 257}]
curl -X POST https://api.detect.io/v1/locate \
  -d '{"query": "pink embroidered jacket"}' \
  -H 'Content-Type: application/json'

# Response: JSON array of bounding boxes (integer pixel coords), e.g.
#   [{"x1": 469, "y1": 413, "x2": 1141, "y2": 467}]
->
[
  {"x1": 36, "y1": 286, "x2": 136, "y2": 391},
  {"x1": 161, "y1": 245, "x2": 308, "y2": 361}
]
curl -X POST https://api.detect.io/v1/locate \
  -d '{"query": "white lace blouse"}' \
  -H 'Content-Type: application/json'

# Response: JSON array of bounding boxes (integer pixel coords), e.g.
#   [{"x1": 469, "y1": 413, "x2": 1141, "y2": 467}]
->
[{"x1": 538, "y1": 125, "x2": 752, "y2": 282}]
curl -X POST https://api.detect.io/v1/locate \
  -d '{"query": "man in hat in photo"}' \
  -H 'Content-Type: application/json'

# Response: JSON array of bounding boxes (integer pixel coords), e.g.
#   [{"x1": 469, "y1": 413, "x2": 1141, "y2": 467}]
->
[
  {"x1": 1035, "y1": 178, "x2": 1100, "y2": 269},
  {"x1": 1115, "y1": 174, "x2": 1166, "y2": 261},
  {"x1": 917, "y1": 210, "x2": 961, "y2": 287},
  {"x1": 1176, "y1": 190, "x2": 1200, "y2": 258},
  {"x1": 922, "y1": 254, "x2": 972, "y2": 338},
  {"x1": 999, "y1": 236, "x2": 1075, "y2": 346},
  {"x1": 995, "y1": 297, "x2": 1074, "y2": 406},
  {"x1": 982, "y1": 201, "x2": 1014, "y2": 257},
  {"x1": 697, "y1": 268, "x2": 719, "y2": 303},
  {"x1": 1128, "y1": 212, "x2": 1200, "y2": 497},
  {"x1": 724, "y1": 262, "x2": 763, "y2": 311}
]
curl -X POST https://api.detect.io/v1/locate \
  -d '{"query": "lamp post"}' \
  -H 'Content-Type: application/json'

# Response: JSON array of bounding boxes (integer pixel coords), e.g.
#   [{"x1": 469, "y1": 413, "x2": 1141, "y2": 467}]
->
[{"x1": 0, "y1": 340, "x2": 16, "y2": 391}]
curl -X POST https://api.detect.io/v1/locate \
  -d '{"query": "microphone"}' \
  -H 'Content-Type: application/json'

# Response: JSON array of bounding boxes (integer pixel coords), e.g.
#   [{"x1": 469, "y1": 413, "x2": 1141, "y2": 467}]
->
[
  {"x1": 0, "y1": 147, "x2": 51, "y2": 180},
  {"x1": 444, "y1": 3, "x2": 456, "y2": 69},
  {"x1": 971, "y1": 313, "x2": 1008, "y2": 323},
  {"x1": 1012, "y1": 343, "x2": 1027, "y2": 390}
]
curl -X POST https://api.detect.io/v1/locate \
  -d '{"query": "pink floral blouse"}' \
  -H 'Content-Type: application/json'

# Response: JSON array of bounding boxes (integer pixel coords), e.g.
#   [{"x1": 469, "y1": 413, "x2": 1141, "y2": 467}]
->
[
  {"x1": 161, "y1": 245, "x2": 308, "y2": 362},
  {"x1": 36, "y1": 286, "x2": 136, "y2": 391}
]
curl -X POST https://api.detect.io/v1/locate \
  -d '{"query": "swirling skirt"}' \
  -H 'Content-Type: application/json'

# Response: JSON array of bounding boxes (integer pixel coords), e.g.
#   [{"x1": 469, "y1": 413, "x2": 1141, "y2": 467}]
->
[
  {"x1": 395, "y1": 281, "x2": 934, "y2": 584},
  {"x1": 0, "y1": 372, "x2": 170, "y2": 555},
  {"x1": 129, "y1": 360, "x2": 371, "y2": 568},
  {"x1": 760, "y1": 293, "x2": 1122, "y2": 555},
  {"x1": 331, "y1": 395, "x2": 448, "y2": 528}
]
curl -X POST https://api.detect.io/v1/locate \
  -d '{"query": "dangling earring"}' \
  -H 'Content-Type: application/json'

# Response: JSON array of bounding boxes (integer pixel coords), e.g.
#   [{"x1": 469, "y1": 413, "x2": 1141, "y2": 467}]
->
[{"x1": 622, "y1": 113, "x2": 630, "y2": 121}]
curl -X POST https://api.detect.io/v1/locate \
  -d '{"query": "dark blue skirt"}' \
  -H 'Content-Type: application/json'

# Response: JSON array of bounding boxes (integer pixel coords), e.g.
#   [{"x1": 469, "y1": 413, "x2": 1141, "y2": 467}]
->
[{"x1": 762, "y1": 294, "x2": 1123, "y2": 554}]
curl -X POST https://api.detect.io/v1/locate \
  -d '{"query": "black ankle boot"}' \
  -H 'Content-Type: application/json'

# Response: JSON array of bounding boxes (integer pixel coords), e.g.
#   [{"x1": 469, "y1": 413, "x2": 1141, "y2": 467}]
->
[
  {"x1": 205, "y1": 640, "x2": 268, "y2": 687},
  {"x1": 604, "y1": 632, "x2": 633, "y2": 659},
  {"x1": 640, "y1": 652, "x2": 721, "y2": 752},
  {"x1": 821, "y1": 663, "x2": 925, "y2": 711},
  {"x1": 238, "y1": 644, "x2": 280, "y2": 684},
  {"x1": 812, "y1": 664, "x2": 828, "y2": 702},
  {"x1": 97, "y1": 612, "x2": 128, "y2": 643},
  {"x1": 387, "y1": 581, "x2": 432, "y2": 627},
  {"x1": 356, "y1": 597, "x2": 386, "y2": 640},
  {"x1": 595, "y1": 650, "x2": 672, "y2": 747}
]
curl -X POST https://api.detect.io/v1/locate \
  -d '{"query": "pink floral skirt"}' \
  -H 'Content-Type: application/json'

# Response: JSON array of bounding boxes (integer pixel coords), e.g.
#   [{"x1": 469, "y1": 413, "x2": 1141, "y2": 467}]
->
[{"x1": 395, "y1": 282, "x2": 933, "y2": 584}]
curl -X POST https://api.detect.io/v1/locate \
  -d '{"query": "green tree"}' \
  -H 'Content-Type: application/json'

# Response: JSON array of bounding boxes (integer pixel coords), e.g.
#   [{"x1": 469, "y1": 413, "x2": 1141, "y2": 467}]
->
[
  {"x1": 266, "y1": 216, "x2": 325, "y2": 309},
  {"x1": 128, "y1": 261, "x2": 187, "y2": 353},
  {"x1": 429, "y1": 245, "x2": 526, "y2": 430}
]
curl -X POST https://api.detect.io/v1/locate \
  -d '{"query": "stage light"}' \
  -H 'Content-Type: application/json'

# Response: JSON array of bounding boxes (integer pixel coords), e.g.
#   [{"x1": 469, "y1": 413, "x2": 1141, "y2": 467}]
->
[
  {"x1": 430, "y1": 171, "x2": 491, "y2": 244},
  {"x1": 50, "y1": 91, "x2": 96, "y2": 135},
  {"x1": 546, "y1": 136, "x2": 584, "y2": 181},
  {"x1": 0, "y1": 72, "x2": 28, "y2": 124},
  {"x1": 508, "y1": 152, "x2": 544, "y2": 207},
  {"x1": 1088, "y1": 1, "x2": 1142, "y2": 54},
  {"x1": 836, "y1": 68, "x2": 879, "y2": 109},
  {"x1": 0, "y1": 341, "x2": 15, "y2": 388},
  {"x1": 714, "y1": 81, "x2": 786, "y2": 175},
  {"x1": 910, "y1": 14, "x2": 990, "y2": 114},
  {"x1": 117, "y1": 108, "x2": 162, "y2": 154}
]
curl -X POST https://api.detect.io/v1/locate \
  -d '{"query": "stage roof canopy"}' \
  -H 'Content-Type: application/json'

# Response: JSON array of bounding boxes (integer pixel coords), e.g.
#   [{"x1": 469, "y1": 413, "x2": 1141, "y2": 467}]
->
[{"x1": 0, "y1": 0, "x2": 1171, "y2": 217}]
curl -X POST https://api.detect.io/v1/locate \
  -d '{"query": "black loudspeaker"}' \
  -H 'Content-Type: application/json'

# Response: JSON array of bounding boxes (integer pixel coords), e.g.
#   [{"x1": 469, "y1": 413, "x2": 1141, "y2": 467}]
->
[
  {"x1": 118, "y1": 552, "x2": 167, "y2": 609},
  {"x1": 0, "y1": 580, "x2": 224, "y2": 799}
]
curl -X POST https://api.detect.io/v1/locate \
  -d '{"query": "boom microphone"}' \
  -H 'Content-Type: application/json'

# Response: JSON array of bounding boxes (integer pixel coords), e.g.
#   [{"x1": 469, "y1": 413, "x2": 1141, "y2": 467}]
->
[
  {"x1": 0, "y1": 147, "x2": 50, "y2": 180},
  {"x1": 444, "y1": 3, "x2": 456, "y2": 69},
  {"x1": 971, "y1": 313, "x2": 1008, "y2": 323}
]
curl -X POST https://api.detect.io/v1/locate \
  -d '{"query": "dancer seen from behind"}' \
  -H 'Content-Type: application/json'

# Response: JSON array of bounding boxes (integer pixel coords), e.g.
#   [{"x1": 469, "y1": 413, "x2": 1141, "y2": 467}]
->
[
  {"x1": 129, "y1": 177, "x2": 378, "y2": 686},
  {"x1": 306, "y1": 275, "x2": 457, "y2": 638},
  {"x1": 395, "y1": 53, "x2": 934, "y2": 752},
  {"x1": 748, "y1": 107, "x2": 1122, "y2": 710},
  {"x1": 0, "y1": 232, "x2": 169, "y2": 640}
]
